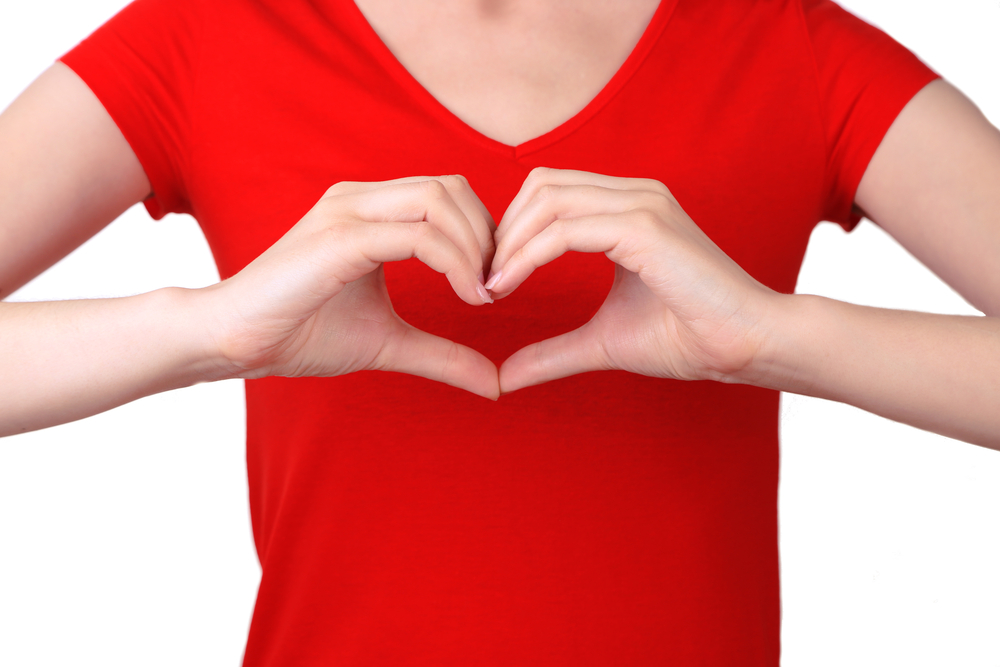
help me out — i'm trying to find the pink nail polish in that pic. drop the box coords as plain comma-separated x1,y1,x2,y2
484,270,502,291
476,283,494,304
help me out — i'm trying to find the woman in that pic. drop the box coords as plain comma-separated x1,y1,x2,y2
1,0,999,664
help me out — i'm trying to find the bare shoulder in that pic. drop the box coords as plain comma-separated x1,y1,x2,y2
855,79,1000,316
0,62,150,299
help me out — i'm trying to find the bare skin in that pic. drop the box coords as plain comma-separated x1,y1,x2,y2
352,0,661,146
1,0,1000,447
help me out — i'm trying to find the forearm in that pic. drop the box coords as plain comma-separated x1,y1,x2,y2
742,294,1000,448
0,288,231,436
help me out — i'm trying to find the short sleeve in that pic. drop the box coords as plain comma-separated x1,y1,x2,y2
802,0,939,230
60,0,204,220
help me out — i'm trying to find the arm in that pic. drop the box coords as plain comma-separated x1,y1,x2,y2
745,79,1000,446
0,63,152,298
1,64,498,436
487,81,1000,449
0,63,214,435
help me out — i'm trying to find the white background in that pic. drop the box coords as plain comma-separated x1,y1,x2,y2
1,1,998,665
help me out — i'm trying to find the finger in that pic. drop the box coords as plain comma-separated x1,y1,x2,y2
492,183,646,275
353,179,492,282
489,212,652,298
327,176,495,278
495,167,668,250
436,175,496,277
326,221,493,305
378,319,500,399
323,175,466,196
498,321,609,393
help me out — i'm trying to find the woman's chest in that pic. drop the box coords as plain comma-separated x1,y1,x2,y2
187,0,825,358
350,0,661,147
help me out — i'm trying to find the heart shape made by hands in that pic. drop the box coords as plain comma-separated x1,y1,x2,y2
382,248,615,393
309,170,766,399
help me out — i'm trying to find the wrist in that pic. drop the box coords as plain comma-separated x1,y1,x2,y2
724,291,823,392
162,284,248,383
189,279,291,381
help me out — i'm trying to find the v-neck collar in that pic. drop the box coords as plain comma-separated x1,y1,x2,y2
345,0,679,160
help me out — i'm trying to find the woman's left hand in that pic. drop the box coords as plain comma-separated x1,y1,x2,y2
486,167,780,392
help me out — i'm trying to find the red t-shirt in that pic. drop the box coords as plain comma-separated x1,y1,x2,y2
62,1,936,664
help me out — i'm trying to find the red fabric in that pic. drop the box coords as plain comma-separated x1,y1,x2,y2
61,1,937,664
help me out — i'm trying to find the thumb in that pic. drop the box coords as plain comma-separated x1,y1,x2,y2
499,321,609,393
377,320,500,399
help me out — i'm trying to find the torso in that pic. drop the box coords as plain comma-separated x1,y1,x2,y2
352,0,661,146
62,1,937,661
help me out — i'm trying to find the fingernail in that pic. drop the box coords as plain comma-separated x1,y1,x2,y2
478,270,485,284
484,270,502,291
476,283,494,304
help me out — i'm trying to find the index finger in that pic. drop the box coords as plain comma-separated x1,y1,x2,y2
496,167,668,245
328,175,496,277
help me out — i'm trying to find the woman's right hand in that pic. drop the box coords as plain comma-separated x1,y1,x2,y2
202,176,500,399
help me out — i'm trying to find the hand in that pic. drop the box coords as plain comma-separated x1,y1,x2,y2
202,176,501,399
486,168,779,392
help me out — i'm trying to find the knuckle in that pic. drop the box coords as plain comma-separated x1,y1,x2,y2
547,217,571,236
412,220,438,245
441,173,470,189
527,166,552,183
322,220,352,247
419,179,449,201
642,178,672,197
632,208,664,235
311,196,342,220
536,183,561,202
323,181,351,197
637,190,669,211
443,340,463,372
511,243,539,271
